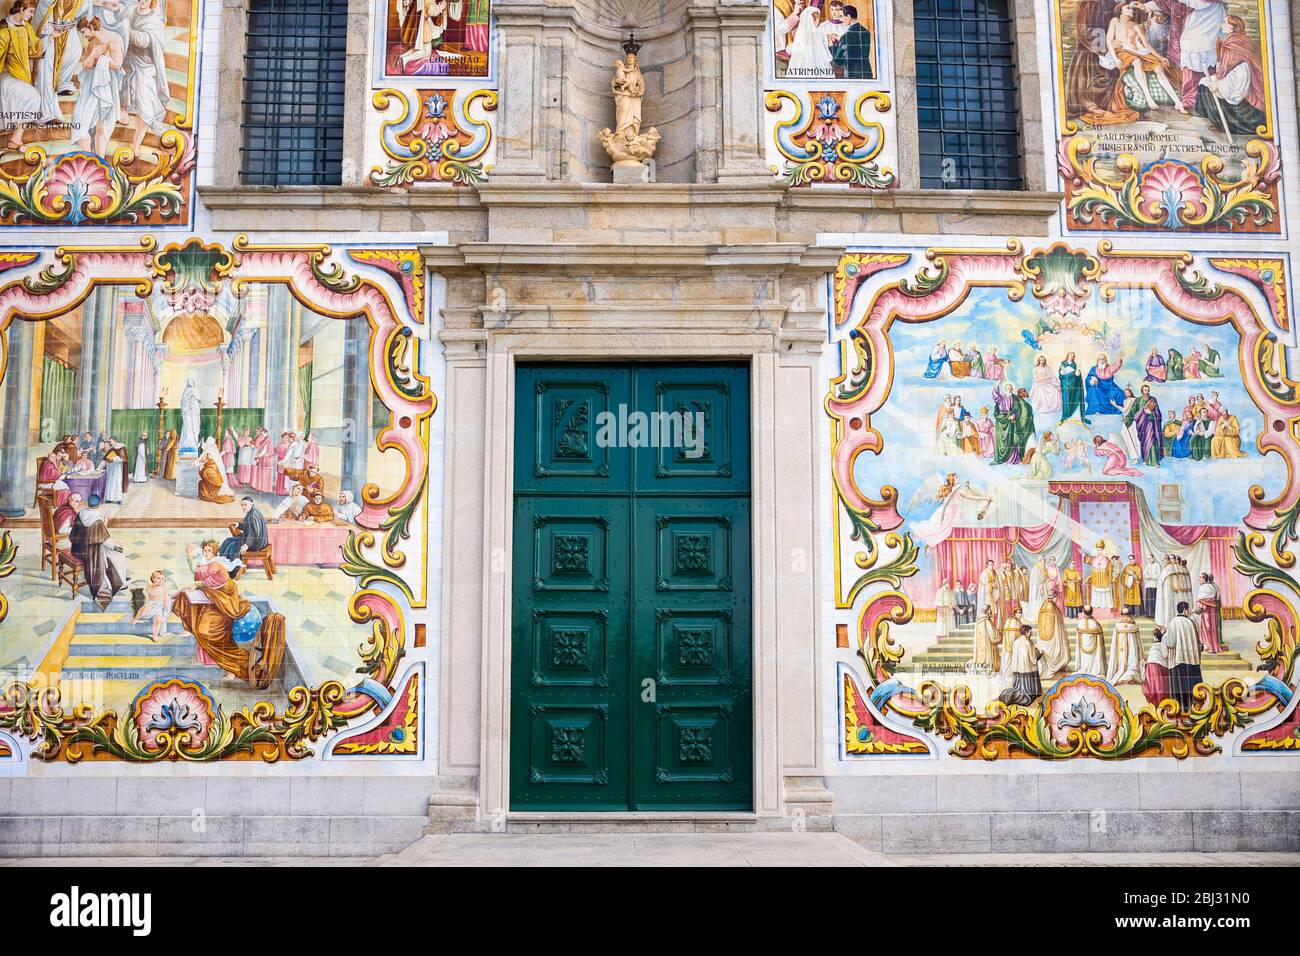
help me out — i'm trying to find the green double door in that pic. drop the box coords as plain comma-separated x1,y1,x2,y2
511,364,752,810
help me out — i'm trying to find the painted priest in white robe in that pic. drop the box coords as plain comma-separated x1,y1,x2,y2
1076,607,1107,676
1107,614,1143,684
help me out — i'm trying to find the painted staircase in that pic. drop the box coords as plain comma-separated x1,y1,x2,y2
909,621,1255,675
56,598,228,700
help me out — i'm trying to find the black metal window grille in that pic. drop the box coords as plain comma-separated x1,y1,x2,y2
914,0,1023,190
240,0,348,185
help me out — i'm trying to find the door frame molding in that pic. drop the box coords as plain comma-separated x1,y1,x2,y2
432,243,839,821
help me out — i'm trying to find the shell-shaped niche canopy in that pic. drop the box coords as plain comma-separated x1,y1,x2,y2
578,0,691,30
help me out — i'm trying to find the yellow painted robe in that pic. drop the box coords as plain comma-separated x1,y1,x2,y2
1120,562,1143,606
1063,567,1084,608
0,19,41,85
198,457,234,504
1211,415,1246,459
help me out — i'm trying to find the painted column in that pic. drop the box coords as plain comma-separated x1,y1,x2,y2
92,288,118,437
75,289,100,434
246,328,261,407
341,315,371,496
262,287,297,437
0,319,35,517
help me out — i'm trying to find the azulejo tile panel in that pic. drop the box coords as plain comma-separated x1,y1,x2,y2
765,0,895,188
0,235,431,762
1051,0,1283,234
0,0,200,228
830,241,1299,760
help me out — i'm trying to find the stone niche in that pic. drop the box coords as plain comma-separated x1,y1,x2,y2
494,0,770,184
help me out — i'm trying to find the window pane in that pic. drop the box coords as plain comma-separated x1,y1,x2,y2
240,0,348,186
914,0,1024,190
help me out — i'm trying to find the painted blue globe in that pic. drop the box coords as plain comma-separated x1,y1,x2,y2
232,604,262,645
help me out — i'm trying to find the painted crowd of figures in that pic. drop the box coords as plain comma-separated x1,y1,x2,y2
934,550,1225,710
926,339,1245,479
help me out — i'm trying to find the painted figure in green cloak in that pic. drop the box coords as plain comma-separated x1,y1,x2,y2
1057,351,1091,426
1166,348,1185,382
993,382,1036,465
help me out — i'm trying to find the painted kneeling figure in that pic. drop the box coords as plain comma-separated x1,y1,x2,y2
998,624,1043,705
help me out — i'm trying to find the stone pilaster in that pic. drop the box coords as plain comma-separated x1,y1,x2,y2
489,2,565,181
892,0,921,190
211,0,249,187
689,1,773,184
340,0,370,186
1010,0,1047,191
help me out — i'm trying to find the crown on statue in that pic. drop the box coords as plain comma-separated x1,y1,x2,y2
622,31,641,56
1094,540,1106,550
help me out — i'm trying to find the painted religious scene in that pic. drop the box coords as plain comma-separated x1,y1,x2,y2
1054,0,1281,233
380,0,491,78
0,0,198,227
830,244,1299,759
0,240,431,761
772,0,877,81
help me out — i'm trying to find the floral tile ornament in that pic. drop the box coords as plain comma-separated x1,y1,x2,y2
370,87,497,187
766,89,895,188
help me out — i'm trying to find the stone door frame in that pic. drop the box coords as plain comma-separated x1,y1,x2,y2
432,242,839,822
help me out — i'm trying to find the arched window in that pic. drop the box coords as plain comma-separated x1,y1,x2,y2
241,0,348,185
914,0,1023,190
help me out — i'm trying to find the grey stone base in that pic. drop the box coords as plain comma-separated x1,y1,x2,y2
1,775,437,858
829,771,1300,854
0,814,428,857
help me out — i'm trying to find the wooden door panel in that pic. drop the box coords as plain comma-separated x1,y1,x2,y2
511,496,630,809
513,364,751,811
514,366,632,494
633,497,752,809
633,366,749,494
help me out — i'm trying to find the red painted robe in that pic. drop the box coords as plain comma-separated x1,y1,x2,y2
38,456,69,506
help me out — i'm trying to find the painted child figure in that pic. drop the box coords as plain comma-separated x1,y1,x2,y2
132,569,170,642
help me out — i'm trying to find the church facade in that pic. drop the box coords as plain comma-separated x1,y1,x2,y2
0,0,1298,855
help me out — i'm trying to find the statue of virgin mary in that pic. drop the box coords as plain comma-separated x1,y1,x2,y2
179,378,201,452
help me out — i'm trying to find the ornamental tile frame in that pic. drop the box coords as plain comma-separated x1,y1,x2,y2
764,0,900,188
827,240,1300,761
0,235,433,763
364,0,499,186
0,0,201,229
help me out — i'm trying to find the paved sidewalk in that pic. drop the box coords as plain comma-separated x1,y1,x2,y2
4,835,1297,866
375,832,890,866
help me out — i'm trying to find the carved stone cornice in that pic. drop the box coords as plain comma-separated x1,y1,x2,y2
423,241,843,275
198,182,1062,237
